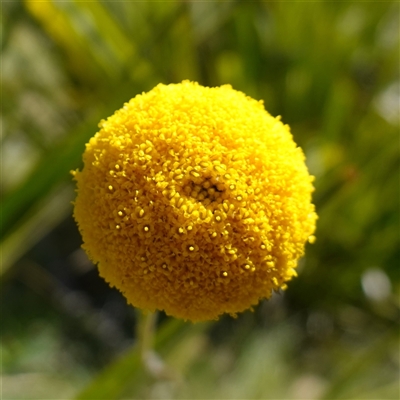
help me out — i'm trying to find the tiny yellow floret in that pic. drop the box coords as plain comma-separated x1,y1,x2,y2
72,81,317,322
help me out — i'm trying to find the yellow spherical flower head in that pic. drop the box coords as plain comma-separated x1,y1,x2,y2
72,81,317,322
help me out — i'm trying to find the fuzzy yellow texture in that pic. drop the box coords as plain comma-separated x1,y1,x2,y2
72,81,317,322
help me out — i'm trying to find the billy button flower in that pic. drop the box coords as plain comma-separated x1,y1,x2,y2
72,81,317,322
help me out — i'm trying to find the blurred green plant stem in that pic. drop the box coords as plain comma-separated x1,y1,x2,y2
137,311,181,381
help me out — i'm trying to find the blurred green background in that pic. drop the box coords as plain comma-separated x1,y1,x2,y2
1,1,399,399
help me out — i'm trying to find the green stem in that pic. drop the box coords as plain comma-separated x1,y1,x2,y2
137,310,158,362
136,310,180,381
